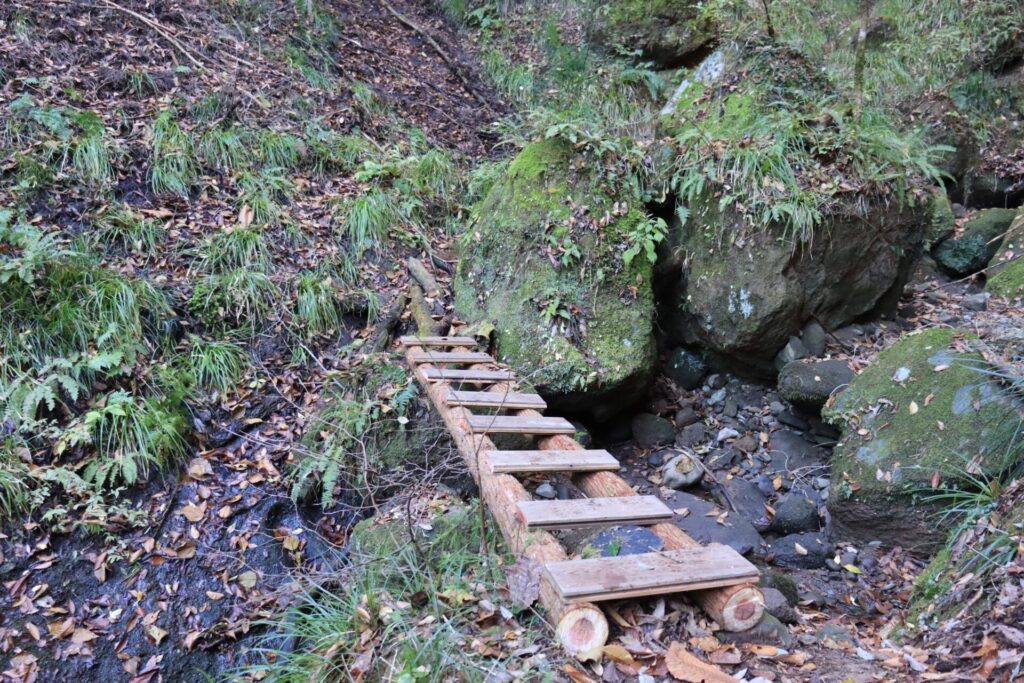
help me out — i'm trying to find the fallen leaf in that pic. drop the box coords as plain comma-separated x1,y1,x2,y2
665,642,739,683
72,627,99,643
795,542,808,556
908,401,918,415
602,644,634,663
237,570,258,589
505,558,541,609
146,625,168,646
179,501,206,523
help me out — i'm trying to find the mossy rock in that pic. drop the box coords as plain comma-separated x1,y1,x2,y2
349,503,480,565
823,328,1020,552
586,0,716,68
926,190,956,249
454,138,656,417
986,210,1024,298
933,208,1017,276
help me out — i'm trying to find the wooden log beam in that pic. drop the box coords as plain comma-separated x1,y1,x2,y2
536,431,765,632
404,343,609,658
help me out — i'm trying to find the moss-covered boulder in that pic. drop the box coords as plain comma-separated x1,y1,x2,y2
587,0,716,68
926,190,956,249
987,210,1024,298
454,139,656,417
933,208,1017,276
823,328,1020,552
350,502,480,564
658,44,930,368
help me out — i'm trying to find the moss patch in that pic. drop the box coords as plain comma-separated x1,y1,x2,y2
454,138,656,413
588,0,716,67
934,207,1017,276
986,210,1024,298
825,328,1019,497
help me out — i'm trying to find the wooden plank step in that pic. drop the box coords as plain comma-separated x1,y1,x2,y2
544,546,760,601
467,415,575,435
421,368,516,382
446,389,547,410
400,336,478,347
485,449,620,474
409,350,494,364
516,496,673,530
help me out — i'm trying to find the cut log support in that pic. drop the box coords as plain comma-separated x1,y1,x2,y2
404,343,609,658
400,336,478,347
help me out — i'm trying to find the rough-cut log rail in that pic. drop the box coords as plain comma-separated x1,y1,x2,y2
403,336,762,662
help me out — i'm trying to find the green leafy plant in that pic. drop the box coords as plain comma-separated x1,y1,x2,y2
150,110,198,196
622,216,667,266
70,111,116,185
255,129,305,169
198,124,252,173
0,443,31,519
58,390,188,488
195,226,272,274
92,203,160,255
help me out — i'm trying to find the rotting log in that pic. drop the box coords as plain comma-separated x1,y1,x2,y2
535,431,765,632
404,343,609,658
408,256,441,297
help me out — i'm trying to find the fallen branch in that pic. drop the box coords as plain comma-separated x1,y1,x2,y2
408,257,441,298
379,0,494,111
97,0,206,69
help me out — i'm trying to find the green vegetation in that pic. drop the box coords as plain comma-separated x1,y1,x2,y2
294,269,347,337
194,225,272,274
150,110,199,196
180,335,248,393
189,268,280,333
91,203,161,255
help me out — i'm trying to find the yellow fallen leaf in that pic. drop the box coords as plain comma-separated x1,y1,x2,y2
665,642,739,683
238,570,258,589
844,564,863,575
601,644,633,663
72,627,98,643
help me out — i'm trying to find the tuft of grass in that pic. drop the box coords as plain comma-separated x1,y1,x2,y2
189,92,234,124
183,335,247,393
295,269,346,337
150,111,199,197
92,203,161,255
123,68,160,97
188,269,280,332
198,124,252,173
0,443,32,519
70,111,116,186
336,188,399,255
195,226,272,274
237,168,294,226
254,129,304,169
305,127,369,177
59,390,188,489
350,81,388,118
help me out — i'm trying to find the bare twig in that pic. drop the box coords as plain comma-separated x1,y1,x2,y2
96,0,206,69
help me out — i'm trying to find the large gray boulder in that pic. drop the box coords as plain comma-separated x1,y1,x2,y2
587,0,716,68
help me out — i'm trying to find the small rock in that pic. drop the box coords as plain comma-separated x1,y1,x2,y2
661,451,704,489
583,525,663,557
825,558,842,571
762,587,799,624
716,478,770,531
775,336,808,370
891,366,911,382
662,489,765,555
632,413,675,448
707,388,728,406
772,490,820,534
675,406,699,427
535,483,557,499
716,427,740,442
556,482,571,500
962,292,989,311
734,434,758,453
723,397,739,417
718,613,794,647
815,623,858,649
777,410,811,431
769,401,786,415
771,531,833,569
677,422,707,447
840,549,858,566
813,476,830,490
646,452,665,468
754,474,776,497
705,448,739,470
801,321,827,357
666,347,707,390
778,359,855,409
760,571,799,606
708,373,728,389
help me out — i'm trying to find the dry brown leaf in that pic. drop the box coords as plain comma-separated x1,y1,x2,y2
179,501,206,523
72,627,99,643
602,644,634,663
665,642,738,683
505,558,541,609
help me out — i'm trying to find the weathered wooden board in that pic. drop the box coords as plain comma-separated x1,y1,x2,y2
467,415,575,435
408,350,494,364
484,450,620,474
421,368,517,382
517,496,673,530
544,546,759,601
400,336,478,347
447,390,547,410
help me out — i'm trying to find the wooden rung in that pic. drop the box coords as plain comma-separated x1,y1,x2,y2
409,350,494,364
485,450,620,474
401,336,478,347
421,368,516,382
447,390,547,410
466,415,575,435
544,546,760,601
516,496,673,530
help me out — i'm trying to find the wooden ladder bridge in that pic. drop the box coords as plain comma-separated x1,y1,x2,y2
402,336,764,657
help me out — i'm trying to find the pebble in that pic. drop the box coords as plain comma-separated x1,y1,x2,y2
813,476,830,490
734,434,758,452
535,483,557,499
708,388,728,406
769,401,786,415
891,366,911,382
717,427,740,442
556,482,571,500
962,292,989,311
646,452,664,468
754,474,775,497
777,410,810,431
723,397,739,417
675,406,699,427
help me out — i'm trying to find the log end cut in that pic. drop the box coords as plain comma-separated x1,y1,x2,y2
555,604,610,660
